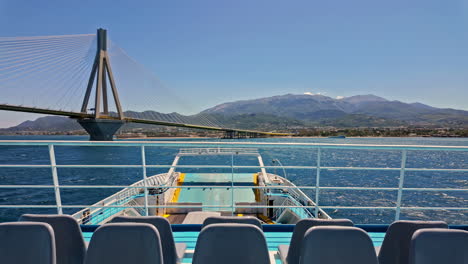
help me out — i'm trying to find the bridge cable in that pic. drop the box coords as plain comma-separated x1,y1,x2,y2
107,41,228,129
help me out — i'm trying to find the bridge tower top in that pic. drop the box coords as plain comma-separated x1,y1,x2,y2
80,28,124,119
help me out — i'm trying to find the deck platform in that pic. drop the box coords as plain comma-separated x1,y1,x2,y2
176,173,257,211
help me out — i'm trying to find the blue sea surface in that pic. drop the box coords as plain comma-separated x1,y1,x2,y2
0,135,466,224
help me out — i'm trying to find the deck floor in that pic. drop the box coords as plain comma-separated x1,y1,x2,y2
166,214,187,224
166,212,259,224
176,173,257,211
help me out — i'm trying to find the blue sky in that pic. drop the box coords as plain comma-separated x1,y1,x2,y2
0,0,467,127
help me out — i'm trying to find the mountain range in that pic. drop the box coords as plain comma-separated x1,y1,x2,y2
203,94,468,127
1,94,467,132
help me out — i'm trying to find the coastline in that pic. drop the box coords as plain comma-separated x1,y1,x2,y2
0,134,466,139
117,136,211,140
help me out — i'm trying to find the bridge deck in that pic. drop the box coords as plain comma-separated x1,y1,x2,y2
0,103,291,136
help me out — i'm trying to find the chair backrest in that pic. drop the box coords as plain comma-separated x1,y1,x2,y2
410,228,468,264
287,218,354,264
378,220,448,264
202,216,263,229
0,222,56,264
192,223,270,264
300,226,378,264
84,223,163,264
110,216,178,264
19,214,86,264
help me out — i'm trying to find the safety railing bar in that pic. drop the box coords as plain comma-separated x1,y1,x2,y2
319,206,468,210
313,187,468,192
0,185,466,192
1,140,467,151
0,165,52,168
400,207,468,211
179,147,258,152
0,185,399,189
401,188,468,192
1,164,466,172
1,204,467,211
0,205,69,208
0,205,296,209
71,165,468,172
0,205,404,209
0,185,58,188
404,168,468,172
52,165,143,168
141,146,149,216
315,148,321,217
316,206,396,210
395,149,407,221
48,144,62,215
178,153,260,156
231,154,234,215
401,206,468,211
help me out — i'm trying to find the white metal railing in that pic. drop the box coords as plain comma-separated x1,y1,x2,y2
72,172,175,223
0,140,467,224
274,198,315,220
178,147,259,155
266,173,331,219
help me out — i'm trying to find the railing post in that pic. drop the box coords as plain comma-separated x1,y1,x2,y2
231,154,234,215
141,146,149,216
48,145,63,214
395,149,407,221
315,148,321,218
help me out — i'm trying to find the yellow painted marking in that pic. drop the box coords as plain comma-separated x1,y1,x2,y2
237,214,244,217
258,214,275,224
171,173,186,203
163,214,170,218
253,173,260,202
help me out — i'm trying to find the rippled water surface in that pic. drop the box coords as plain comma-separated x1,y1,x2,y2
0,135,466,224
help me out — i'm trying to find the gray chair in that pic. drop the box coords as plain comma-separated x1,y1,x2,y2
84,223,163,264
202,216,263,229
0,222,56,264
19,214,86,264
378,220,448,264
300,226,378,264
278,218,354,264
110,216,186,263
410,228,468,264
192,223,270,264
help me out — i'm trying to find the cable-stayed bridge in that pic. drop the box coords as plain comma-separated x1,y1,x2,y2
0,29,290,140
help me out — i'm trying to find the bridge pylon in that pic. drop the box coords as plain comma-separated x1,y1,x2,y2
78,28,125,141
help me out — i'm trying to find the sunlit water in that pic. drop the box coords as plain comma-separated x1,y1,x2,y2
0,135,466,224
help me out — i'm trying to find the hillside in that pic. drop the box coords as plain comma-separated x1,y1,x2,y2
202,94,468,127
1,93,467,133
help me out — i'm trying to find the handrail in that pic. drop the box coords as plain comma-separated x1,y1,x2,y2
0,140,467,151
0,140,466,224
178,148,259,155
71,172,178,223
0,164,467,172
266,173,330,219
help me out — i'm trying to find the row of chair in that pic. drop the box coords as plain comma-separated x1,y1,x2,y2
0,214,182,264
276,218,468,264
0,214,466,264
2,214,258,264
0,215,265,264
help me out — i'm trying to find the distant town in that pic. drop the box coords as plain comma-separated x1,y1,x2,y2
1,125,466,138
